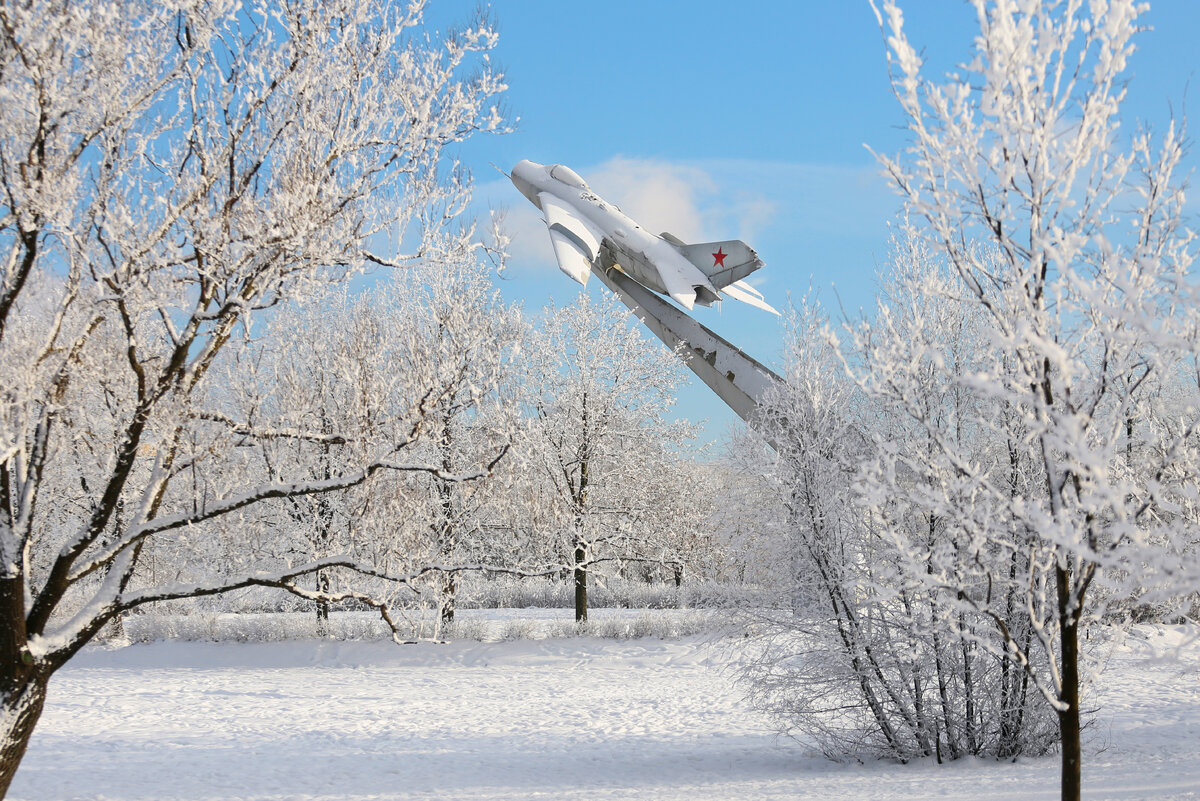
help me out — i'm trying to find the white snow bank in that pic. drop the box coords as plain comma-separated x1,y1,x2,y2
111,607,730,644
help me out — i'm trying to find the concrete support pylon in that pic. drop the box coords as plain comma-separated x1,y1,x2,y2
588,260,781,443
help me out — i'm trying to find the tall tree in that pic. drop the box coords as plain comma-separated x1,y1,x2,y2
868,2,1200,797
521,293,693,622
0,0,506,793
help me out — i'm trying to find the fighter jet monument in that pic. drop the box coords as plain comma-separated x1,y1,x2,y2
511,160,782,430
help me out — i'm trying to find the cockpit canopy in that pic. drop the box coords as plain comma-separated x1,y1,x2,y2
550,164,588,188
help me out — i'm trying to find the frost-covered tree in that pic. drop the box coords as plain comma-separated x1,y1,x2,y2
521,293,695,622
747,291,1058,762
706,431,790,589
0,0,506,793
206,255,521,629
356,259,522,627
867,2,1200,797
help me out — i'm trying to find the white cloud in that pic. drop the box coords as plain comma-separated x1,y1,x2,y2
585,156,718,243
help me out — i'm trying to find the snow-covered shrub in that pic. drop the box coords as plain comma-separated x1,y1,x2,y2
498,618,540,641
744,292,1058,762
451,574,774,611
440,617,492,642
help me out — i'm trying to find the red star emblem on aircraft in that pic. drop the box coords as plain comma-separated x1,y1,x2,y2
712,247,728,268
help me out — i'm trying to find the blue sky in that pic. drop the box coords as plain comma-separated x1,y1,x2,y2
445,0,1200,447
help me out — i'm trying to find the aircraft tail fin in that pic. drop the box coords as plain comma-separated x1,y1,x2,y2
670,239,764,289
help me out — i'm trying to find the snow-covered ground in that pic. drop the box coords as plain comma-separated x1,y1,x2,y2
8,615,1200,801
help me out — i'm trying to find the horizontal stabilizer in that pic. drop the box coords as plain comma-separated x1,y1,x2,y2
722,279,780,316
673,239,763,290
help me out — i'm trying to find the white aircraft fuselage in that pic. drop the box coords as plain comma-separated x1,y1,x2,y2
511,160,776,314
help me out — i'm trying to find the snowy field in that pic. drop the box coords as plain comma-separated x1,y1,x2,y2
8,614,1200,801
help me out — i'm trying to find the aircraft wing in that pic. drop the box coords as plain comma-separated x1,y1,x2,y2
539,192,604,286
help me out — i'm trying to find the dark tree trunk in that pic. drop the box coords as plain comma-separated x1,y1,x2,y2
434,403,458,629
315,569,331,639
439,573,457,625
314,432,334,630
1057,564,1082,801
0,676,47,798
316,569,330,625
572,391,590,625
573,542,587,623
0,572,46,798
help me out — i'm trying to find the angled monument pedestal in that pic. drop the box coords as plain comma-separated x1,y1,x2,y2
588,261,781,435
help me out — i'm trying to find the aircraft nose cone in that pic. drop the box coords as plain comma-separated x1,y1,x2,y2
511,160,543,208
